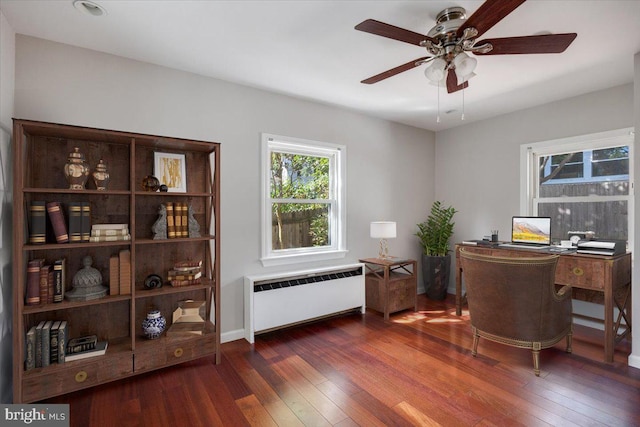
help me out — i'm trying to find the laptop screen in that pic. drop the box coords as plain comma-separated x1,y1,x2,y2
511,216,551,245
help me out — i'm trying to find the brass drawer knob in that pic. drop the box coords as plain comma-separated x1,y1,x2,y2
174,348,184,358
572,267,584,276
75,371,88,383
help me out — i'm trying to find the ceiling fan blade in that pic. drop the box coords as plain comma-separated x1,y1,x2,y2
474,33,577,55
457,0,526,39
355,19,435,46
446,69,469,93
361,57,429,84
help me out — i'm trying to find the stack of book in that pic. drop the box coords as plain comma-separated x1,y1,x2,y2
168,260,202,287
89,224,131,242
65,335,108,362
28,201,92,244
25,258,66,306
25,320,68,369
28,201,68,244
108,249,131,295
577,240,626,256
166,202,190,239
68,201,91,243
25,325,109,370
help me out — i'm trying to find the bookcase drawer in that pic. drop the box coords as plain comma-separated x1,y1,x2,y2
166,334,216,362
21,354,132,402
134,334,216,372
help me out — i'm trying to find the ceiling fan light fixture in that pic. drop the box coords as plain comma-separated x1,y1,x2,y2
424,57,447,83
456,71,476,85
452,52,477,78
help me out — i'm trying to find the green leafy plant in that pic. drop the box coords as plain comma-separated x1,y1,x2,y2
416,201,457,256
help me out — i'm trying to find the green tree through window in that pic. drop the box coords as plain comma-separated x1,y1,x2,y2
270,152,330,249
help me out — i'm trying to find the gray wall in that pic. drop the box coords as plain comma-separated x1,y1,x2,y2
435,83,637,367
12,35,435,343
0,10,15,404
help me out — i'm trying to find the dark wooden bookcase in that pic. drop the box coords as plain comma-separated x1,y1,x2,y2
12,119,221,403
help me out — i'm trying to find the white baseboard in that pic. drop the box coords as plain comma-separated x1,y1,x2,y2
221,329,245,344
628,353,640,369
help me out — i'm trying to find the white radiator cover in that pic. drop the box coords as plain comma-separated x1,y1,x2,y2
244,263,365,343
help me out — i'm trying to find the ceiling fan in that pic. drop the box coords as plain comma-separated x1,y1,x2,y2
355,0,577,93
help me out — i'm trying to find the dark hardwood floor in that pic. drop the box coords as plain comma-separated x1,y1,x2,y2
47,294,640,426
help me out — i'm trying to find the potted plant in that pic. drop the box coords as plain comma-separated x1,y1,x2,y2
416,201,457,300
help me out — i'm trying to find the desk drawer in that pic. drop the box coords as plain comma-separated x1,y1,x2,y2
556,257,606,290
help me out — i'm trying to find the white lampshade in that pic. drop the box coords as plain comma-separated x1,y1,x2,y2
452,52,477,83
424,58,447,83
370,221,397,239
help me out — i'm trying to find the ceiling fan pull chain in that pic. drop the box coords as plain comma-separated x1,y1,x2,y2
437,83,441,123
461,85,465,121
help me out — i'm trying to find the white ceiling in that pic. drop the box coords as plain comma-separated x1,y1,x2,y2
2,0,640,132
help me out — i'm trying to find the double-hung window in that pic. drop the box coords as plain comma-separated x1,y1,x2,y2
521,128,634,244
261,133,347,266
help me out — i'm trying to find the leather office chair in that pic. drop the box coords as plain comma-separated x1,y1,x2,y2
459,248,573,376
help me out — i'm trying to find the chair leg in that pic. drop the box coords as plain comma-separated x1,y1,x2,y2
566,330,573,354
532,350,541,376
532,342,541,376
471,326,479,357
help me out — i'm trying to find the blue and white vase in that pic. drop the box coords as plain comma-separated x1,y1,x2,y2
142,309,166,339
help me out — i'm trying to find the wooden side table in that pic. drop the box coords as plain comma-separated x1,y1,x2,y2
359,258,418,320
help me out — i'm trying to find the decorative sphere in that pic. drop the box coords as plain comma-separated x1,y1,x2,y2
142,175,160,192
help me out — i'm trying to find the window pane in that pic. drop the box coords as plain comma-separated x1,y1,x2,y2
592,147,628,161
592,158,629,177
272,203,330,249
539,180,629,197
540,152,584,181
537,201,627,241
270,152,329,199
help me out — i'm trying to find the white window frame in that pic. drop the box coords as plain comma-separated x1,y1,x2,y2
260,133,347,267
520,128,634,244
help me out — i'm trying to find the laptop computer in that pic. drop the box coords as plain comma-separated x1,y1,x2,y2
499,216,552,250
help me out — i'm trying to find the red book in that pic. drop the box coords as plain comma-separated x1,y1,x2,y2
46,202,69,243
26,259,44,305
39,265,52,305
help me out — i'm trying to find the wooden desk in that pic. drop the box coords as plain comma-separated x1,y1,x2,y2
455,243,631,363
359,258,417,321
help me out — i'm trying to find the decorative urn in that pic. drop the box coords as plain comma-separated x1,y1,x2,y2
142,309,166,339
64,147,90,190
92,159,110,190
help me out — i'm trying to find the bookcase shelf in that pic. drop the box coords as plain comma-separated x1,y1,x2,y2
12,119,221,403
22,294,133,314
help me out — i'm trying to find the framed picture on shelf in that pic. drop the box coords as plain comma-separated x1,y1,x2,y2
154,152,187,192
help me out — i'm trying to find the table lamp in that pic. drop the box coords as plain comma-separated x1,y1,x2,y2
370,221,396,259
